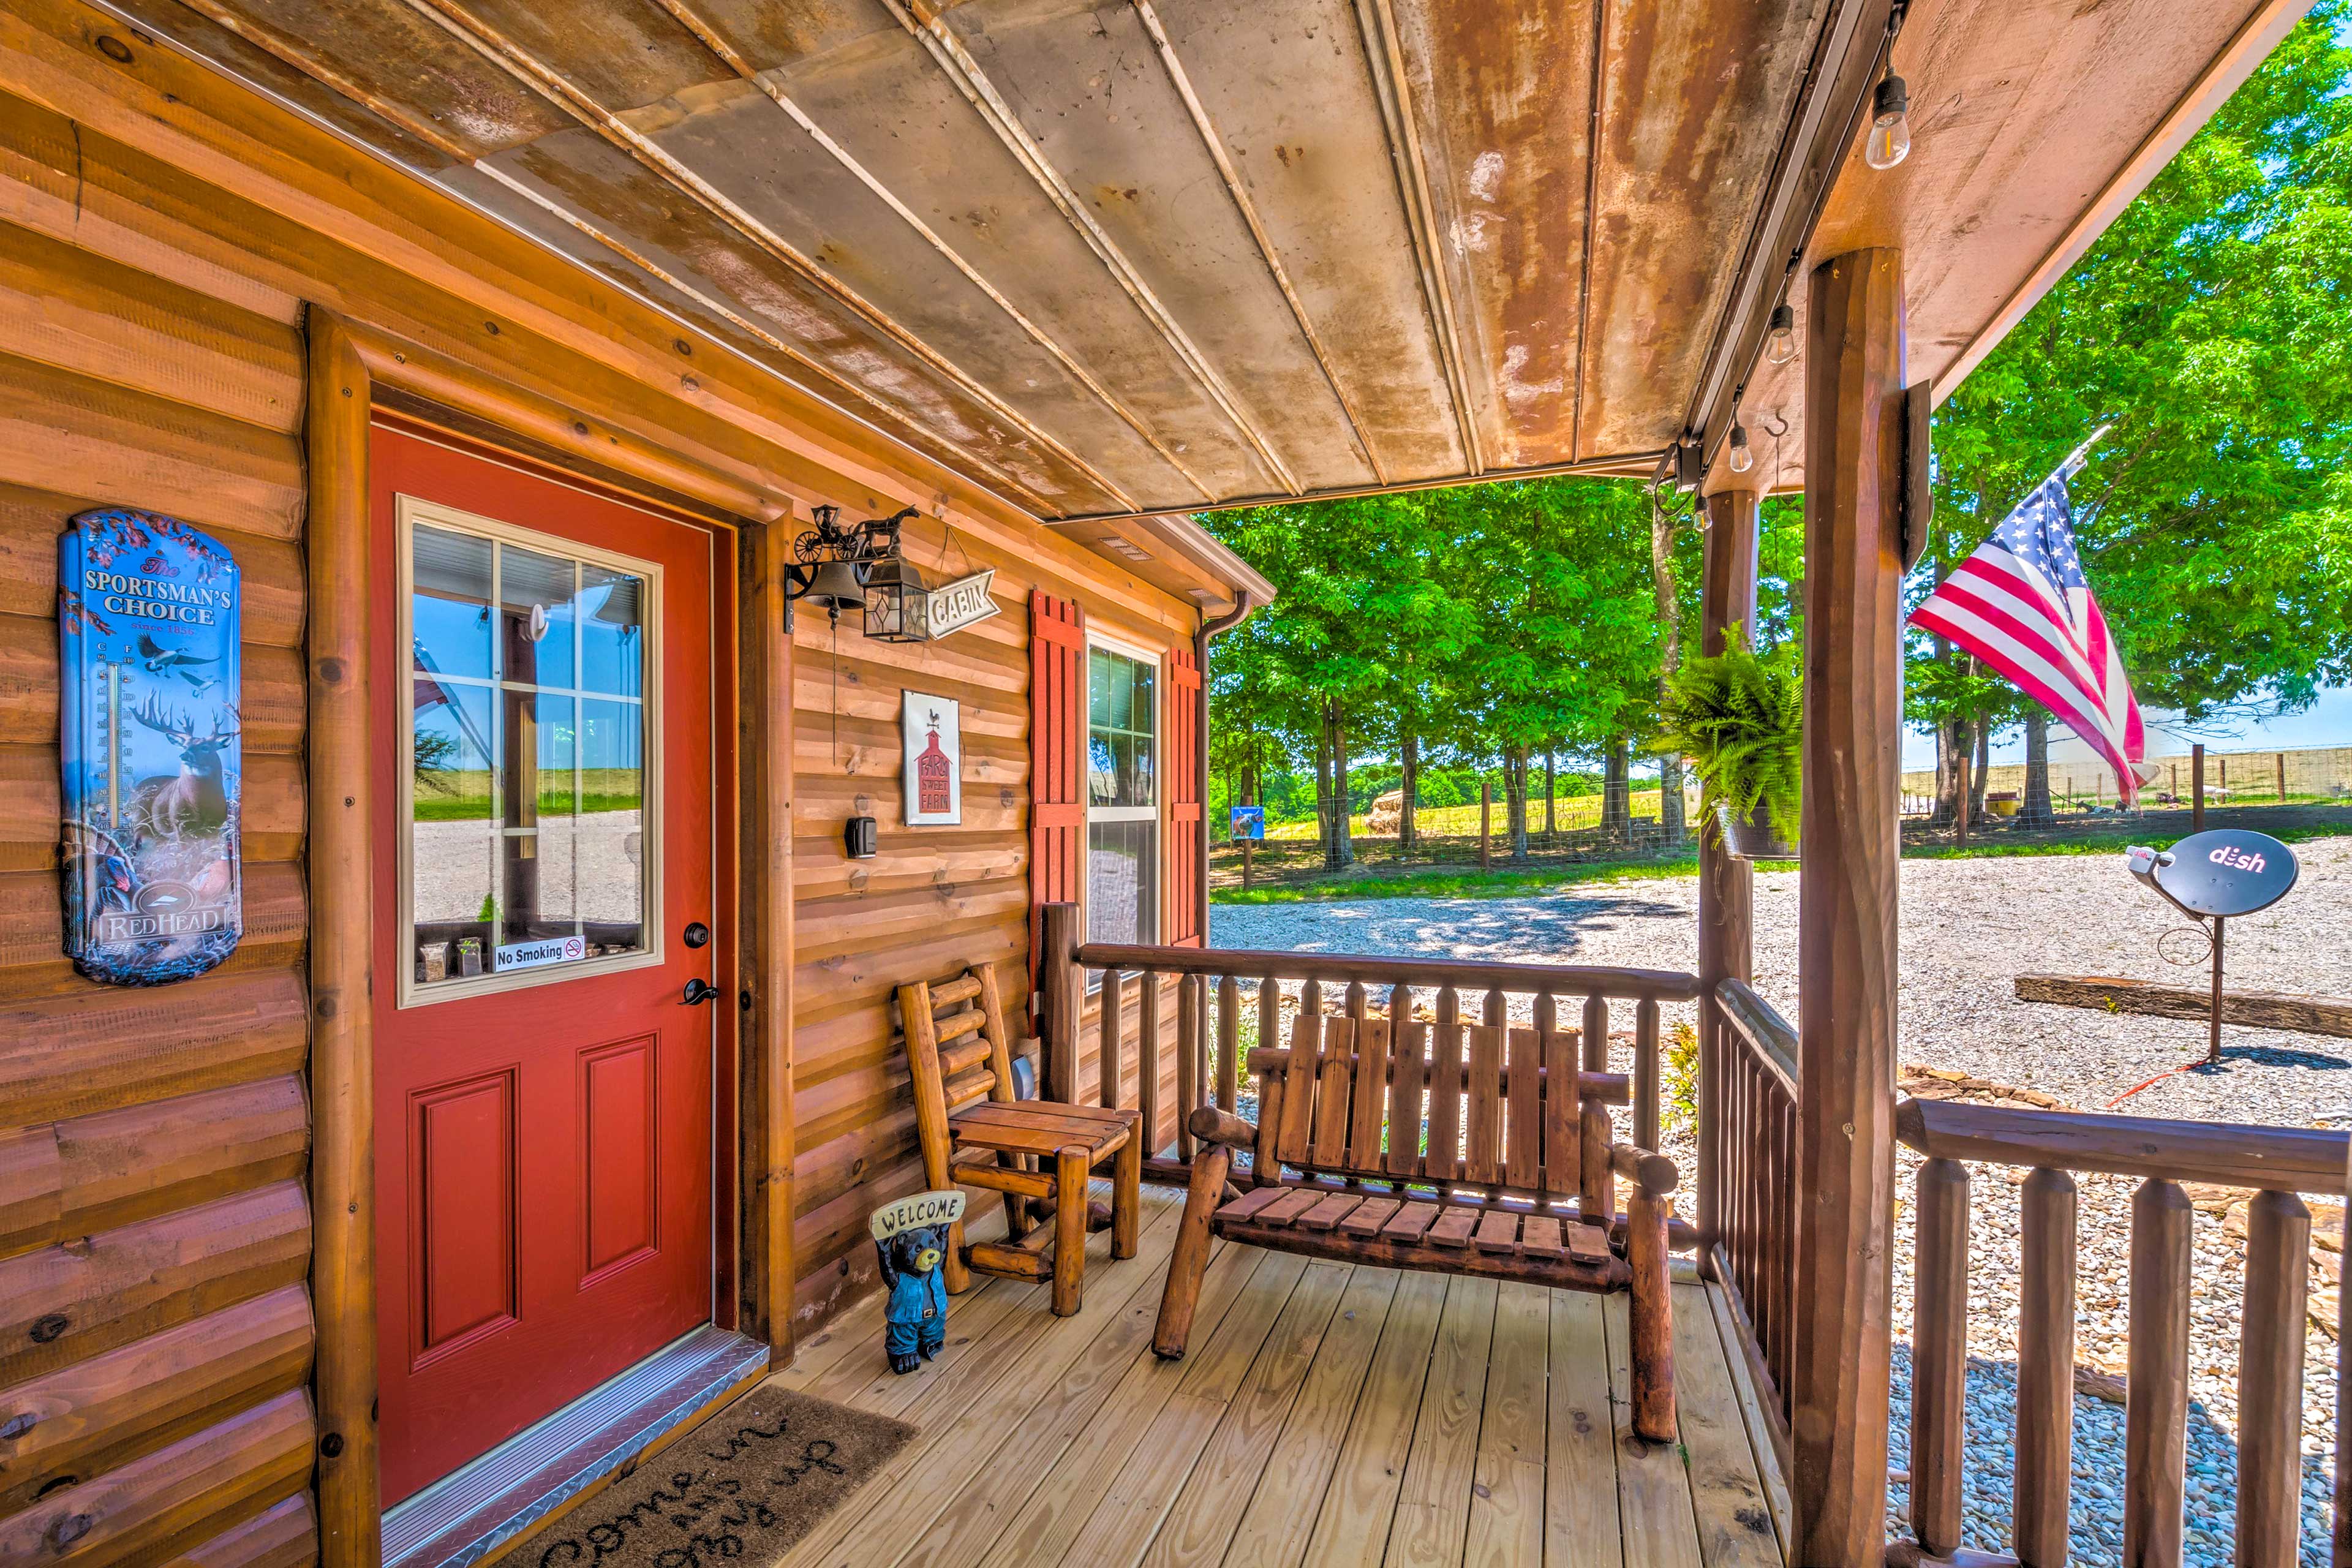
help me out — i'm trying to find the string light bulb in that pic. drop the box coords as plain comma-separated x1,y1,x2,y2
1865,69,1911,169
1765,303,1797,366
1727,420,1754,474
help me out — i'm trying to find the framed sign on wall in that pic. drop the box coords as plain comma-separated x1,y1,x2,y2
57,508,244,986
902,692,962,826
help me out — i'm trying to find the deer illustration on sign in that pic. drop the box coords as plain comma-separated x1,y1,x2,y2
901,690,961,826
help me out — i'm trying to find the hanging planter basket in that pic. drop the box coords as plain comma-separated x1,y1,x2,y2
1716,803,1799,862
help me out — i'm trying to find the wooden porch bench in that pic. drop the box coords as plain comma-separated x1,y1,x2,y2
1152,1009,1680,1441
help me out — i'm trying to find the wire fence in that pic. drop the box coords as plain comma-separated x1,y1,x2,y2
1215,743,2352,892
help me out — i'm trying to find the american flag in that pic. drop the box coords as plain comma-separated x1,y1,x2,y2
1909,466,2152,802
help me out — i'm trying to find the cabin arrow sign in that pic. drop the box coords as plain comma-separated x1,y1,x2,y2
922,568,1000,639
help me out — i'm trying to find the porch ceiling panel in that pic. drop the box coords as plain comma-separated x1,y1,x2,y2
1574,0,1830,460
1141,0,1473,486
729,3,1287,502
476,126,1141,514
935,0,1379,496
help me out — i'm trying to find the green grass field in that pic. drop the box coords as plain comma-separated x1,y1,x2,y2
1261,788,1680,840
411,767,644,821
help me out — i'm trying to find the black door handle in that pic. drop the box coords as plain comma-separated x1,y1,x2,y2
682,978,719,1006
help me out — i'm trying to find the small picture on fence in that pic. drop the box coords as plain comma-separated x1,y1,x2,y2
1230,805,1264,841
56,508,244,986
902,692,961,826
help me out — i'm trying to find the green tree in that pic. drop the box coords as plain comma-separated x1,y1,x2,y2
1921,6,2352,794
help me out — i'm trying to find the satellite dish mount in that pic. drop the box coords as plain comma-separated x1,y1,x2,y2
2124,830,2299,1065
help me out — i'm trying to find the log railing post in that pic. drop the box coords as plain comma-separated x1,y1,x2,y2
1039,902,1082,1106
2015,1168,2078,1567
1217,975,1240,1114
1792,244,1906,1566
1177,974,1204,1161
1099,967,1125,1111
1908,1159,1970,1562
2127,1177,2193,1566
2239,1189,2312,1568
1634,997,1662,1153
1139,970,1163,1155
1697,479,1761,1251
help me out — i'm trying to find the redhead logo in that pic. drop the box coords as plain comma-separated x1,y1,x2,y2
2209,844,2267,873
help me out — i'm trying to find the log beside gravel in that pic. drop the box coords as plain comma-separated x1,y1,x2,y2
2017,973,2352,1040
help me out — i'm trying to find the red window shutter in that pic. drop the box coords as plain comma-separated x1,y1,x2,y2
1030,591,1086,987
1166,644,1204,947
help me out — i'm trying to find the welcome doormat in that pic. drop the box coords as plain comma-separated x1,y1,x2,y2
526,1387,916,1567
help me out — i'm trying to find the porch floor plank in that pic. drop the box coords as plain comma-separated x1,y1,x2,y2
1379,1273,1499,1567
725,1193,1793,1568
1604,1292,1708,1568
1671,1284,1786,1568
772,1189,1191,1568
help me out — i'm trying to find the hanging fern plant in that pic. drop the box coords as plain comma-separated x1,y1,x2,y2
1652,635,1803,856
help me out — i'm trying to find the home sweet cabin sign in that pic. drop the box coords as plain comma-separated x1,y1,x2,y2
56,508,244,986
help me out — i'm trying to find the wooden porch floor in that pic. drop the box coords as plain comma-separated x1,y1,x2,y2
757,1185,1792,1568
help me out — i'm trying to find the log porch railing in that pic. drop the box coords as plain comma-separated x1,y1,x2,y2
1894,1097,2349,1568
1036,905,1695,1190
1709,976,1801,1469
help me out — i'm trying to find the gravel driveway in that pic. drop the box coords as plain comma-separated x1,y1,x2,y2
1212,836,2352,1565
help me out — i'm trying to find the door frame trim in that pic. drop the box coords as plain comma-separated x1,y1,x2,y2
307,310,797,1568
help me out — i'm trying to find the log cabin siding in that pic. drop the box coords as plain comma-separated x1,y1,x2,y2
0,4,1216,1557
0,87,320,1558
786,516,1200,1332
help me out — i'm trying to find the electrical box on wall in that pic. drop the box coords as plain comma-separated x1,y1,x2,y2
844,815,878,859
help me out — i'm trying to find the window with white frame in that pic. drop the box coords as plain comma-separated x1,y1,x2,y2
1086,643,1157,948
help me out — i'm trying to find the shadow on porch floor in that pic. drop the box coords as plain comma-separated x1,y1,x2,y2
740,1183,1790,1568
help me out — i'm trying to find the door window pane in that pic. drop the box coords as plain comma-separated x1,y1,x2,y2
412,526,493,682
407,518,650,995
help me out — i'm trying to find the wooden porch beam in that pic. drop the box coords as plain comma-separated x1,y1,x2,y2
1792,246,1905,1567
1695,480,1761,1250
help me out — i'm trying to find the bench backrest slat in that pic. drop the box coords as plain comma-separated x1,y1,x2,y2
1426,1021,1464,1185
1506,1027,1543,1189
1542,1023,1582,1204
1311,1016,1355,1166
1386,1021,1428,1179
1463,1025,1504,1185
1350,1018,1391,1169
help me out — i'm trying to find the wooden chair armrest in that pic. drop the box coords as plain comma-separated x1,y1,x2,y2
1609,1142,1679,1199
1186,1105,1258,1151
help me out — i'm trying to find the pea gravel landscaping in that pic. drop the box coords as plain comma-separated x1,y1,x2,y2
1212,836,2352,1566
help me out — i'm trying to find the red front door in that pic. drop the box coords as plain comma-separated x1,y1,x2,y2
369,424,719,1505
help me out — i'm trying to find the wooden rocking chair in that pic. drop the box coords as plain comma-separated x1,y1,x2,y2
897,962,1142,1316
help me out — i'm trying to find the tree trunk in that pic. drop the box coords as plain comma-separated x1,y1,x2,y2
1399,731,1419,854
1313,715,1333,853
1970,720,1990,821
1505,746,1531,862
1651,495,1688,845
1931,714,1967,826
2021,709,2054,826
1602,738,1631,834
1327,703,1354,870
1544,748,1556,839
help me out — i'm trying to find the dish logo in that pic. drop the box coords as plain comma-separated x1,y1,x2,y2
2209,844,2268,873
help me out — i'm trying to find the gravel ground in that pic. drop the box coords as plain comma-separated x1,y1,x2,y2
1212,836,2352,1566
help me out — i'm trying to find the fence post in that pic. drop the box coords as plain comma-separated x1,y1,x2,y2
1697,478,1761,1254
1792,246,1904,1566
2278,752,2286,802
1038,902,1083,1104
2193,744,2206,831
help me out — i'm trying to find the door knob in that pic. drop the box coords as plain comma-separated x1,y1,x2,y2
683,921,710,949
683,978,719,1006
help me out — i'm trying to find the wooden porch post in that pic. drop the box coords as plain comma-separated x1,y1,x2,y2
1792,246,1905,1567
739,515,795,1354
1696,480,1760,1250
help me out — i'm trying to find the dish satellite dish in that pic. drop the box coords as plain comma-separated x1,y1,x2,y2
2124,829,2299,1064
2127,829,2299,918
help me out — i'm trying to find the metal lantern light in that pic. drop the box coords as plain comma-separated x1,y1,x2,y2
861,554,932,643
